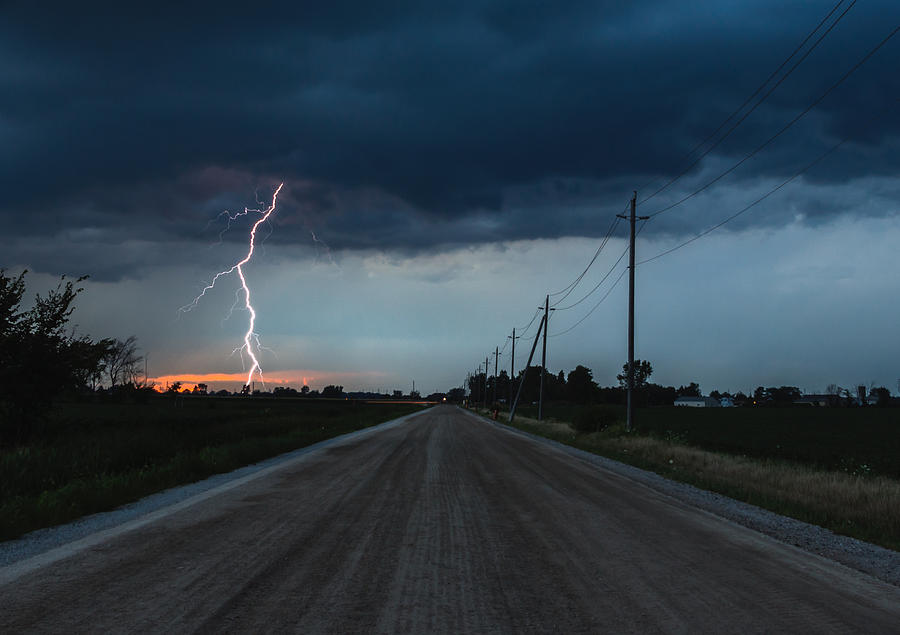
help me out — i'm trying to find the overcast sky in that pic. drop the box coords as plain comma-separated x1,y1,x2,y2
3,1,899,395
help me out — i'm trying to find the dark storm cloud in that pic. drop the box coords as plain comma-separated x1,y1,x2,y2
2,0,898,277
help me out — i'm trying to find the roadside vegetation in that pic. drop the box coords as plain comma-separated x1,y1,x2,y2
0,397,423,542
492,404,900,551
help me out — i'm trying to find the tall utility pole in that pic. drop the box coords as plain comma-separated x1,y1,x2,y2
538,295,551,421
617,192,648,432
508,328,516,405
484,356,489,410
493,346,499,405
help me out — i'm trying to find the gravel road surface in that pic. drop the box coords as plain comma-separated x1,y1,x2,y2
2,405,899,633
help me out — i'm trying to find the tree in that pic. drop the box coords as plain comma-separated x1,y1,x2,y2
768,386,801,404
644,383,677,406
1,270,107,444
104,336,142,387
617,360,652,389
567,365,598,404
69,337,115,391
871,387,891,408
446,387,466,403
321,385,344,398
677,383,701,398
487,370,511,403
468,372,487,404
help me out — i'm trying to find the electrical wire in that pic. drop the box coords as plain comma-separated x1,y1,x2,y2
638,135,851,266
639,0,853,205
517,307,543,337
553,243,629,311
548,206,626,303
549,268,629,339
647,22,900,219
554,220,649,311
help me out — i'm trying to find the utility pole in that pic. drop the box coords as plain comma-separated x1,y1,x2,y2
617,192,649,432
493,346,499,405
509,314,546,423
484,356,489,410
538,295,553,421
475,364,481,405
508,328,516,405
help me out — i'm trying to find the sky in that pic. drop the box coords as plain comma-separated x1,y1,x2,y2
2,1,899,396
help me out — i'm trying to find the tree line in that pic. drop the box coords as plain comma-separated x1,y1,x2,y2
467,360,701,407
466,360,895,409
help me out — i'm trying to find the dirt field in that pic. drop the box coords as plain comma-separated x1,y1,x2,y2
2,405,898,633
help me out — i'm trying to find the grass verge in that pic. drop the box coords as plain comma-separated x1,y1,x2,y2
490,408,900,552
1,397,424,542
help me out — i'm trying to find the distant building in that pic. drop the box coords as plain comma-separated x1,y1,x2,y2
674,396,720,407
719,396,735,407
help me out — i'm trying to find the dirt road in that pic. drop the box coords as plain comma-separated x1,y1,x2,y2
3,405,899,633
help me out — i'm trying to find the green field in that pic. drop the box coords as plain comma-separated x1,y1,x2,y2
635,406,900,479
0,396,424,542
514,404,900,479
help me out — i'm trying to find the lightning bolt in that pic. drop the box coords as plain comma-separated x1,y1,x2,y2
180,182,284,390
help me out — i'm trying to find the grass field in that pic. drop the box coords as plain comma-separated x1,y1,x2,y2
515,404,900,478
508,403,900,550
0,396,424,542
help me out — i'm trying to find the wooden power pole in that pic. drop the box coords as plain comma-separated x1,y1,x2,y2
617,192,648,432
508,328,515,406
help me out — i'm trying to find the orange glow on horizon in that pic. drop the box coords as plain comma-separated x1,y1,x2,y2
149,369,386,392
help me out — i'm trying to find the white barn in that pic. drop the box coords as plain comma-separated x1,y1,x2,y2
674,396,721,407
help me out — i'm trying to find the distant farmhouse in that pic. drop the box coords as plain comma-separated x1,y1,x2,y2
673,396,721,408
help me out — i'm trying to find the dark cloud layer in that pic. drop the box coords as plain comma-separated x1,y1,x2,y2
2,1,898,278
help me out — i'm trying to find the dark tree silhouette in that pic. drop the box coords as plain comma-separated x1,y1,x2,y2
566,365,599,404
678,382,702,398
321,385,344,398
104,336,142,388
0,270,108,444
617,360,653,389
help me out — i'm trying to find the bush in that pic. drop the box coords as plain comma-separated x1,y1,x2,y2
572,405,622,433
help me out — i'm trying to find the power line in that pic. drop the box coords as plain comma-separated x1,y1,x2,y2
647,22,899,219
640,0,854,205
553,243,628,311
637,136,851,266
517,307,542,336
548,207,625,303
554,221,649,311
549,268,628,339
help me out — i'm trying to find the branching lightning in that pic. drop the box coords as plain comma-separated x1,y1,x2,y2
180,183,284,390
